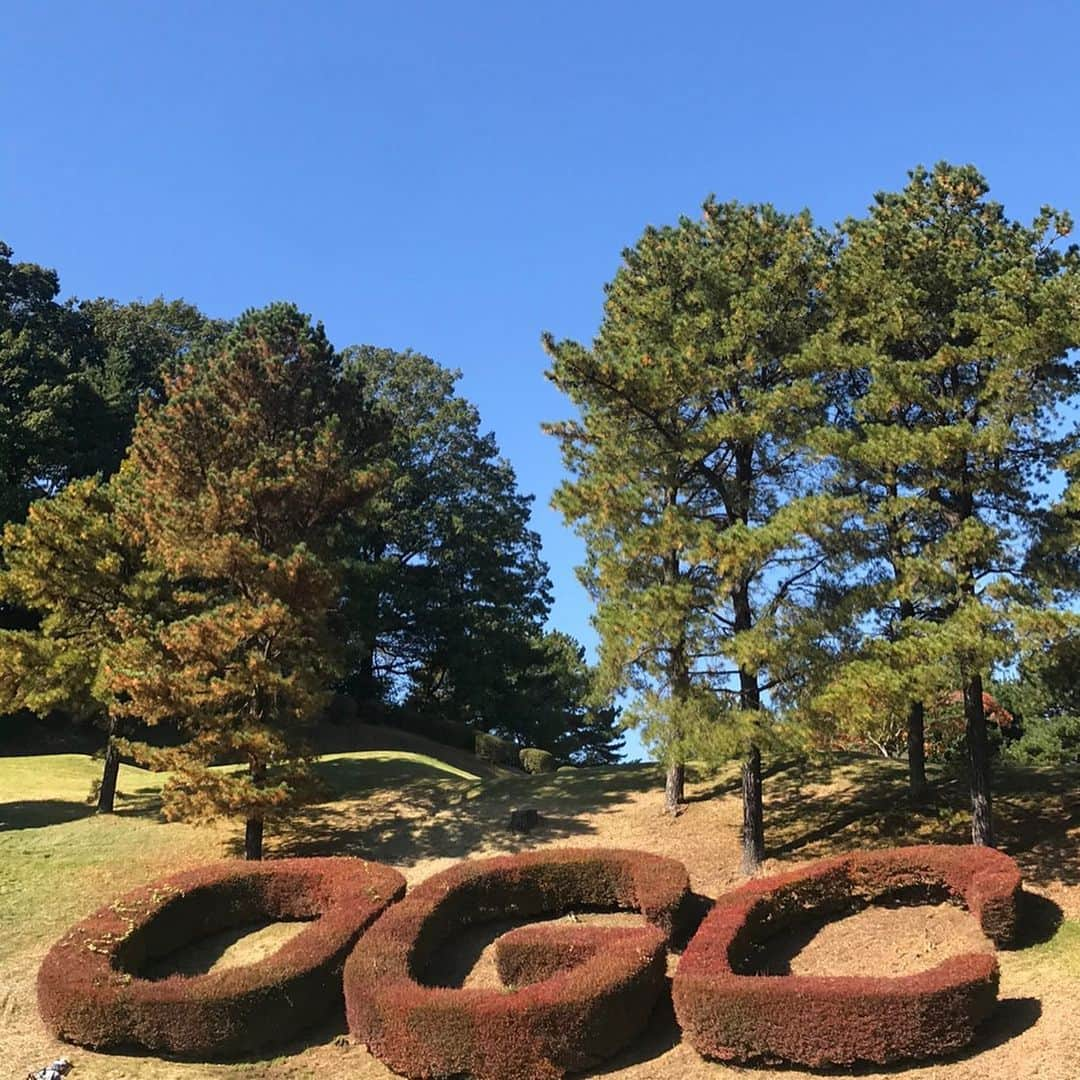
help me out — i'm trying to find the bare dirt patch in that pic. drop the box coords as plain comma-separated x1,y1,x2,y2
747,900,994,977
142,920,312,980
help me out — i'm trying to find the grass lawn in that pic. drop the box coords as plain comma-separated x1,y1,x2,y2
1,734,1078,1079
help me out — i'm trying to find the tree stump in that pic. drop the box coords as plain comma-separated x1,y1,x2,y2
509,807,540,833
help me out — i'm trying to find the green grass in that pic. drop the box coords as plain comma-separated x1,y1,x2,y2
0,747,480,964
1021,919,1080,979
313,750,479,790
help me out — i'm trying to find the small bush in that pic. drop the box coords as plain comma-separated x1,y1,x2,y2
474,730,520,767
38,857,405,1060
672,844,1021,1067
520,748,556,773
345,847,691,1079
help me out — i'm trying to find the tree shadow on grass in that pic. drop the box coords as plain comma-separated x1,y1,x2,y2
254,764,663,867
0,799,93,830
759,757,1080,891
994,767,1080,887
1011,890,1064,949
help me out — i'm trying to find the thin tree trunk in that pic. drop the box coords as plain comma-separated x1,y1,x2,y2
965,673,994,847
97,726,120,815
244,817,264,860
358,642,377,706
733,559,765,875
245,758,266,860
665,762,685,815
741,743,764,874
906,699,927,800
663,536,689,818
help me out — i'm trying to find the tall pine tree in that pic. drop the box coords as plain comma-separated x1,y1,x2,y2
546,200,829,871
803,164,1080,844
107,304,381,858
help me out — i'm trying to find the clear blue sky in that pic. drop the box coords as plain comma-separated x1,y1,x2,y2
5,1,1079,759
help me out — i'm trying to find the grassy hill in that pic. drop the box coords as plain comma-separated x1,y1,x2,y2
1,738,1077,1079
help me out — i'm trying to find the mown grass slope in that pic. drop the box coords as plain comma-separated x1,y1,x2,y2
1,736,1077,1079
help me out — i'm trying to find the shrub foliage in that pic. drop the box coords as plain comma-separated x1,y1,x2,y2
672,844,1021,1067
344,847,691,1079
520,747,556,774
37,857,406,1059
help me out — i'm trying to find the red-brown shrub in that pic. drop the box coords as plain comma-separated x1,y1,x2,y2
493,923,653,987
673,844,1021,1067
38,857,405,1060
344,847,690,1079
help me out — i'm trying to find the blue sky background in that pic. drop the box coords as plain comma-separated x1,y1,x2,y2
5,1,1079,759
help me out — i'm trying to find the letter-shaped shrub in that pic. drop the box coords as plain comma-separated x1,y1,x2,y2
345,847,691,1080
38,857,406,1059
673,844,1021,1067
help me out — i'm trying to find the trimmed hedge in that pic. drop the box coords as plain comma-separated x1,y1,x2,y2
344,847,691,1079
494,922,655,987
673,844,1021,1067
38,857,406,1060
520,748,556,774
474,730,521,767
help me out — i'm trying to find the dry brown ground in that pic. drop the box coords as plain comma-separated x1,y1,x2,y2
3,751,1078,1080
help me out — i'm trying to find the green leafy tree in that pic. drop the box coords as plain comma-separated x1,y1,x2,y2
339,348,556,735
107,304,382,859
0,246,223,529
0,475,161,811
546,200,829,871
0,242,103,523
79,296,229,468
802,164,1080,844
488,630,625,765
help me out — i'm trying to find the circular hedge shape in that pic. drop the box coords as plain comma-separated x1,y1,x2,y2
673,844,1022,1067
38,856,406,1060
344,847,691,1080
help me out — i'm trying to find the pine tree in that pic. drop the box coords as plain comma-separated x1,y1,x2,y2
107,304,381,859
0,475,160,811
546,201,829,871
803,164,1080,844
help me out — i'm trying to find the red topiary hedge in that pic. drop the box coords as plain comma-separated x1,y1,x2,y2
344,847,691,1079
38,857,405,1060
673,844,1022,1067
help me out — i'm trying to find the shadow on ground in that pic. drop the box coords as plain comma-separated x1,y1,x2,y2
757,756,1080,890
256,763,664,866
0,799,94,831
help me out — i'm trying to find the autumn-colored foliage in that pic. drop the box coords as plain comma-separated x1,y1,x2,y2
105,304,383,858
37,857,405,1059
672,844,1021,1066
344,848,691,1079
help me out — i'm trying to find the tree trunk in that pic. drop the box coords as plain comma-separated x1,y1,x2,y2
665,761,685,815
741,743,765,874
906,699,927,800
965,673,994,847
245,816,264,860
245,757,266,860
97,734,120,815
357,642,377,706
733,564,765,875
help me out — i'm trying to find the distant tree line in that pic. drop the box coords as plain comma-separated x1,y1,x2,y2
545,163,1080,869
0,247,622,857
